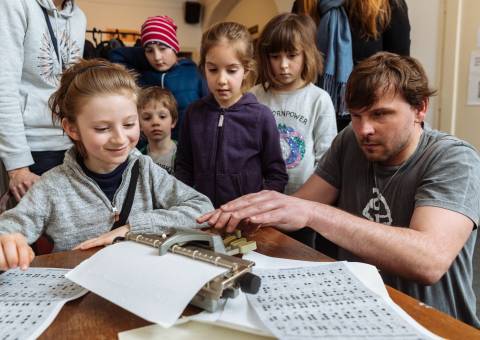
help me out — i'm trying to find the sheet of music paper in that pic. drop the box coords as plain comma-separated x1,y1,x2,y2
247,262,438,340
0,268,88,340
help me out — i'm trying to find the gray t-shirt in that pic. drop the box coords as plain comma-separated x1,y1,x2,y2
316,125,480,327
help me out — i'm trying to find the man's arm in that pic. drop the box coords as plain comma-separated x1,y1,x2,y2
306,203,473,285
198,173,338,234
296,164,473,284
201,173,473,285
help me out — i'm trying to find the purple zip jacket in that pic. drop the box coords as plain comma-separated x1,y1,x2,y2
175,93,288,208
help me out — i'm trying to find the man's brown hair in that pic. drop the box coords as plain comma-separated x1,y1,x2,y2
345,52,436,112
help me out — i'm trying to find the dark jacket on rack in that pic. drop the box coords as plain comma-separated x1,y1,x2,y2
175,93,288,208
108,47,208,140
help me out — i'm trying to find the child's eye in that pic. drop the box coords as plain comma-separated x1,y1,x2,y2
207,68,218,73
94,127,109,132
227,68,238,74
124,123,136,128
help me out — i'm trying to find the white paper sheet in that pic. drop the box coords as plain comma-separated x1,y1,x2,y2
66,241,227,327
189,252,382,336
190,291,272,336
249,262,441,340
244,252,389,298
0,267,88,340
189,252,388,336
189,252,386,335
190,252,441,339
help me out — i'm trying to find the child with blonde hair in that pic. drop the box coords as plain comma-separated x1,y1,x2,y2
138,87,178,174
175,22,288,208
0,59,213,271
251,13,337,195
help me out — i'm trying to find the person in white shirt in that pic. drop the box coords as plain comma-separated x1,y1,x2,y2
0,0,86,202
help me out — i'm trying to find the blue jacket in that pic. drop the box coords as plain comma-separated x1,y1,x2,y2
109,47,208,140
175,93,288,208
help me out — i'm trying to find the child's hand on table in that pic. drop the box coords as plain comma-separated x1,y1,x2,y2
73,225,130,250
0,233,34,270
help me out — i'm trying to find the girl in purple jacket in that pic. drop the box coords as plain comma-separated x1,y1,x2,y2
175,22,288,208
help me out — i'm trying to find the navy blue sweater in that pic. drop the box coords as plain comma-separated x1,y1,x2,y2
109,47,208,140
175,93,288,208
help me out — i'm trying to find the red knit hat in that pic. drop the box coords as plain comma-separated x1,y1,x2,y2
141,16,180,53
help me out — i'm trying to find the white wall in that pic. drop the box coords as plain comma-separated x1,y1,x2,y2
223,0,278,38
273,0,294,14
441,0,480,148
405,0,442,127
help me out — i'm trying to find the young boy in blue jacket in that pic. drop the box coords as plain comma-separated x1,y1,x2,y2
109,16,208,141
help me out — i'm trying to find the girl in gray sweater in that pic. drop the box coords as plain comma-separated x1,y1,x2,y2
0,60,213,271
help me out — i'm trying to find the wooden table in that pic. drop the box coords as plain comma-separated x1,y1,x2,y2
31,227,479,339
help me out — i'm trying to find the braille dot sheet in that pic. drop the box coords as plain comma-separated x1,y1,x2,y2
0,267,88,340
246,260,442,340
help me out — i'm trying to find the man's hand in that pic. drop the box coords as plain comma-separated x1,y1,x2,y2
73,226,130,250
8,167,40,201
0,233,35,271
197,190,314,233
197,209,261,234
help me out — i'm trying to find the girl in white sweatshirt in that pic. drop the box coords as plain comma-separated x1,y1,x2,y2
250,13,337,195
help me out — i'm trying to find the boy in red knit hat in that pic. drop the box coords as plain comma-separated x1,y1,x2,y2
109,15,207,141
141,16,180,72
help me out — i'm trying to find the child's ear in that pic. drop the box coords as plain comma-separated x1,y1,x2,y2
62,118,80,141
171,119,177,129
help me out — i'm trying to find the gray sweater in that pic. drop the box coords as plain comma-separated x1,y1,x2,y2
0,148,214,252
